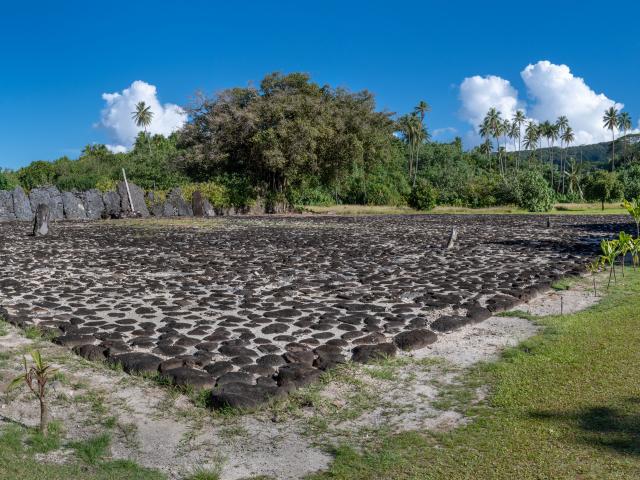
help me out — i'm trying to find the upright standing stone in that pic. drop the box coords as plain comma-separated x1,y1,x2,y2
116,181,149,217
192,191,205,217
166,188,193,217
82,189,105,220
61,191,87,220
0,191,16,221
102,191,121,218
29,186,64,220
33,204,50,236
12,186,33,221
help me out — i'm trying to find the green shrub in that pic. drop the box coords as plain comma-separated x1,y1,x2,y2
515,170,554,212
0,170,18,190
408,179,437,211
17,161,57,189
181,182,230,209
584,170,623,209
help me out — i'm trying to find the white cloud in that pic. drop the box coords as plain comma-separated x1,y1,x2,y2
521,61,622,145
432,126,458,138
98,80,187,151
459,61,626,147
459,75,523,144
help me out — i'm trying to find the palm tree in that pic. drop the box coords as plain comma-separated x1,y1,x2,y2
131,101,154,155
548,123,560,190
618,111,632,159
556,117,568,192
398,113,425,185
564,158,583,199
478,138,492,169
414,100,431,121
560,126,575,194
512,110,526,168
603,107,619,170
524,121,540,164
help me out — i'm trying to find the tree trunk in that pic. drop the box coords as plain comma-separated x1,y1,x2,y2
39,398,49,434
611,130,615,171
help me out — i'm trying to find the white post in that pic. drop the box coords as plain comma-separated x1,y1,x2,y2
122,168,135,213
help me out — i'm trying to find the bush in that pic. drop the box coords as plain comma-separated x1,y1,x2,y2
0,170,18,190
408,179,437,211
515,170,554,212
181,182,230,209
584,170,623,209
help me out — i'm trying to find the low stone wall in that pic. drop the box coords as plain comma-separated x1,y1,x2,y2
0,182,283,222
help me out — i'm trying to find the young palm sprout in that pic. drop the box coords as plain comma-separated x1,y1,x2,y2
600,239,620,288
617,232,633,277
630,238,640,271
9,350,57,434
623,199,640,238
587,259,603,296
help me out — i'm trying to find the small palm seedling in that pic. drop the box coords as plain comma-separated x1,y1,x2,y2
629,237,640,271
9,350,57,434
600,239,620,288
617,231,633,277
587,258,603,296
623,199,640,237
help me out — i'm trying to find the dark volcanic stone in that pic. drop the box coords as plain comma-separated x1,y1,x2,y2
393,329,437,351
32,203,50,236
162,367,215,389
54,334,95,347
276,363,322,388
72,344,107,361
351,343,397,363
82,189,105,220
110,352,163,374
430,315,470,333
216,371,254,386
210,382,284,409
204,361,234,377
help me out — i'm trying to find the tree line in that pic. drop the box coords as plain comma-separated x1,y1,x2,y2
1,72,639,212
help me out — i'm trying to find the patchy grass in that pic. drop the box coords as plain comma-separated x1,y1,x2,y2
0,423,164,479
308,271,640,479
304,202,627,216
70,433,111,465
0,318,8,337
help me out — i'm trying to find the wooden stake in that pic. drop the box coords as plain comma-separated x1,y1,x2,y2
122,168,135,213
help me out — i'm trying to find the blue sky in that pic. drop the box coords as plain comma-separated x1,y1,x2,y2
1,0,639,168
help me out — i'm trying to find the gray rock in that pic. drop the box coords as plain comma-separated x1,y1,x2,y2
116,181,149,217
102,191,121,218
192,191,205,217
210,382,284,409
110,352,162,374
0,190,16,221
12,187,33,221
29,186,64,220
203,198,216,217
61,191,87,220
351,343,397,363
393,329,437,351
164,188,193,217
32,203,50,236
82,189,105,220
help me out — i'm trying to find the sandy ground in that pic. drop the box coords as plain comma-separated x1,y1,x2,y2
0,276,601,480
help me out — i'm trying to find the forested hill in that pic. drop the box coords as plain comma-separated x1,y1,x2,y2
530,133,640,167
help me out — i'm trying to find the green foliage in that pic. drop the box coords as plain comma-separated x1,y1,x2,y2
0,170,18,190
408,179,437,211
584,170,623,208
70,434,111,464
619,164,640,202
513,170,555,212
17,160,57,189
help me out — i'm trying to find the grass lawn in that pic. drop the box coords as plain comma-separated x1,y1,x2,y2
308,272,640,479
304,202,627,216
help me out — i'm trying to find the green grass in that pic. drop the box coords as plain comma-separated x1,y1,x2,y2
70,433,112,464
0,319,8,336
308,271,640,479
304,202,628,216
0,424,164,480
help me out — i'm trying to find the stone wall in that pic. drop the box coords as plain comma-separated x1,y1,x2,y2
0,183,284,222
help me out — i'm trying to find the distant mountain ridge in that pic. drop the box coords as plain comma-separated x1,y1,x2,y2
526,133,640,167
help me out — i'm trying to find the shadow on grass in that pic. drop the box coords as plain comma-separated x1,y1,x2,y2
531,397,640,455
